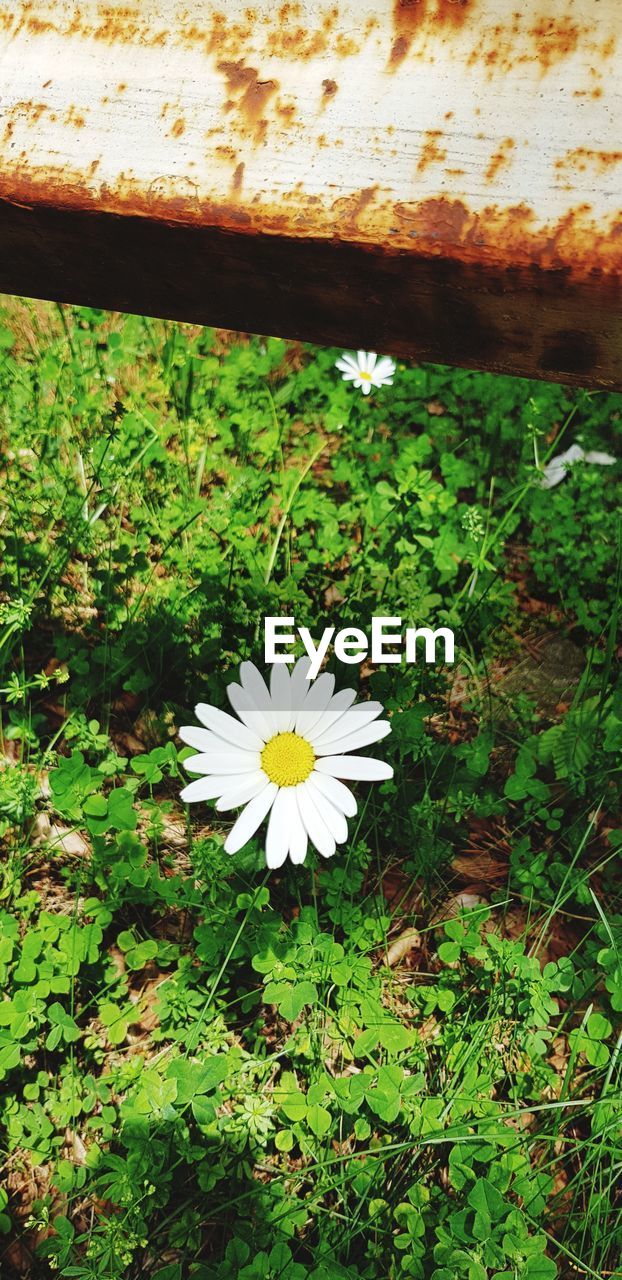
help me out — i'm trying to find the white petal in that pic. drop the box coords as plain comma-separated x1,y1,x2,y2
305,775,348,843
270,662,292,733
356,349,367,372
289,656,313,718
178,725,217,752
227,681,274,741
361,382,372,395
307,687,357,743
584,450,616,466
181,728,250,757
339,371,358,383
540,464,565,490
182,749,221,774
296,783,336,858
310,771,357,817
336,354,359,375
558,445,585,464
365,352,378,374
318,719,391,756
288,799,308,865
180,775,228,804
194,703,264,751
373,356,396,379
182,750,260,775
310,700,383,750
224,782,278,855
315,755,394,781
540,444,585,489
215,771,268,811
295,673,335,737
239,662,278,736
265,788,292,868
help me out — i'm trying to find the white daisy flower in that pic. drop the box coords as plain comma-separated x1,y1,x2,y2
335,350,396,396
179,657,393,869
540,443,616,489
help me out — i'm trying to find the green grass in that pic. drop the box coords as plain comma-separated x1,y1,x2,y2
0,296,621,1279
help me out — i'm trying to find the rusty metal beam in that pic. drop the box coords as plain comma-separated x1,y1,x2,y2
1,1,622,386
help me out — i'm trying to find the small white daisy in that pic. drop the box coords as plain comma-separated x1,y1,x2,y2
335,350,396,396
179,657,393,869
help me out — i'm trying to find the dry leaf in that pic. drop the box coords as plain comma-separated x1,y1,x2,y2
324,584,344,608
385,928,422,967
30,812,51,844
114,732,146,756
47,824,90,858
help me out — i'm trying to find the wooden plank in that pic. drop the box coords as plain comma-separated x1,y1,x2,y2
1,0,622,386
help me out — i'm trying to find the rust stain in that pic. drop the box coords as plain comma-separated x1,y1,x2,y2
417,129,447,174
205,5,337,61
391,0,426,67
93,9,168,47
464,11,612,78
218,59,259,96
65,105,86,129
437,0,470,29
4,0,615,87
217,59,279,138
321,78,338,98
275,99,296,121
24,17,55,36
12,2,167,48
8,101,50,126
330,185,381,228
528,15,580,72
389,34,410,66
385,197,622,282
2,161,622,288
170,118,186,138
231,160,245,193
282,27,331,57
485,138,515,184
390,0,473,66
555,147,622,177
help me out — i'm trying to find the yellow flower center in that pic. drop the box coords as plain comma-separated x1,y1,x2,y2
359,370,372,381
261,732,315,787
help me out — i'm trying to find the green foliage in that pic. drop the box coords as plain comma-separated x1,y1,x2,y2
0,299,620,1279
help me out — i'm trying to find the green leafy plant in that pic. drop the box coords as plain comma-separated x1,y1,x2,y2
0,298,620,1280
